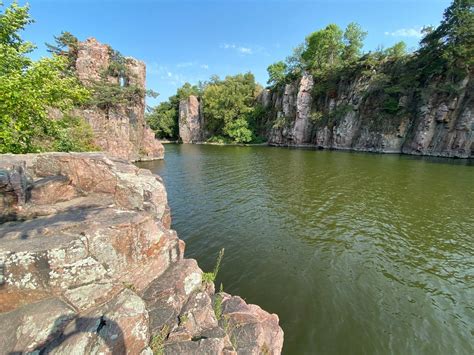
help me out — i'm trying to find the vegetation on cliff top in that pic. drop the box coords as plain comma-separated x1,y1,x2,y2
264,0,472,132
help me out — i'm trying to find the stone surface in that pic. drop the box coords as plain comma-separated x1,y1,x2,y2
219,293,284,355
74,38,164,162
263,72,473,158
179,95,204,143
293,73,314,144
0,152,284,354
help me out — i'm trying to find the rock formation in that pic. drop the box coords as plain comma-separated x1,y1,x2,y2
262,73,473,158
74,38,164,161
179,95,204,143
0,153,283,354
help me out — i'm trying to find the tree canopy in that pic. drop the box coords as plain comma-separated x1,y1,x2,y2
0,2,94,153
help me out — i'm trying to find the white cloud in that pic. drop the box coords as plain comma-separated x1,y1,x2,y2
221,43,255,55
147,62,187,87
384,27,423,38
176,61,195,68
238,47,253,54
200,64,209,69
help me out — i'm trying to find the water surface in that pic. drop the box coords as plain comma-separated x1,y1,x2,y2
138,144,473,354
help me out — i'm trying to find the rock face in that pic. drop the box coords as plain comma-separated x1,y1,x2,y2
179,95,204,143
0,153,283,354
263,72,473,158
74,38,164,161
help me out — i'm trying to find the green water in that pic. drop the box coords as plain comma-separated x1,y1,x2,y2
138,144,474,354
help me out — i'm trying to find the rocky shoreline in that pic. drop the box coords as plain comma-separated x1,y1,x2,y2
0,153,283,354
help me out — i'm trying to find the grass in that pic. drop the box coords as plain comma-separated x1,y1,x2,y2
202,248,225,284
213,283,224,320
150,324,170,355
178,314,189,326
122,282,136,292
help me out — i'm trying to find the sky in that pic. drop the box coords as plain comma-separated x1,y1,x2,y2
10,0,452,106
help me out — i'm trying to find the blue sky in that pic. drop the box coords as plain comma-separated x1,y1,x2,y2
12,0,451,105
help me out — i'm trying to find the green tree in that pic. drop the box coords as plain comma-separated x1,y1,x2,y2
267,61,287,87
146,95,180,139
177,82,201,100
202,72,258,143
342,22,367,63
420,0,474,72
0,2,92,153
384,41,407,58
302,24,344,73
45,31,79,70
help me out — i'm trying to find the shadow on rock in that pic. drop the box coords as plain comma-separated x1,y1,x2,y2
9,316,126,355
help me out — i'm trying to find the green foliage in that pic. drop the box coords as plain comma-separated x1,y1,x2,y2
146,97,179,139
382,96,400,114
206,135,232,144
0,2,92,153
267,61,287,87
384,41,407,58
89,81,144,112
302,24,344,73
420,0,474,72
177,82,201,99
45,31,79,70
50,115,97,152
202,73,259,143
342,22,367,63
202,248,225,284
150,324,170,355
106,48,129,78
213,283,224,321
310,111,324,123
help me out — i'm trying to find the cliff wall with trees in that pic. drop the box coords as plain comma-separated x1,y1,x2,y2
0,2,164,161
259,0,473,157
151,0,472,157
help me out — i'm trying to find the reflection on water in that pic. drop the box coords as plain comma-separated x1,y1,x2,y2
138,144,474,355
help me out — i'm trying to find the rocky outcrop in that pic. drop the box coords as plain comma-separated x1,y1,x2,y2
0,153,283,354
179,95,204,143
74,38,164,161
263,72,473,158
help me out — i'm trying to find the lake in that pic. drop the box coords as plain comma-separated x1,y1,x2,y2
137,144,473,354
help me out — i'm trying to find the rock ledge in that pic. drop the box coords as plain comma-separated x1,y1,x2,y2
0,153,283,354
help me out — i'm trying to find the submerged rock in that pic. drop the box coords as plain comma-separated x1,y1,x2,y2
0,153,283,354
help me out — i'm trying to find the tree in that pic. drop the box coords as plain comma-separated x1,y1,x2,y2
285,43,306,76
0,2,92,153
45,31,79,70
342,22,367,63
267,61,287,87
202,73,258,143
301,24,344,73
384,41,407,58
420,0,474,71
177,82,200,99
146,95,180,139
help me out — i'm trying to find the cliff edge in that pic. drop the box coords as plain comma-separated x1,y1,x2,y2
0,153,283,354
